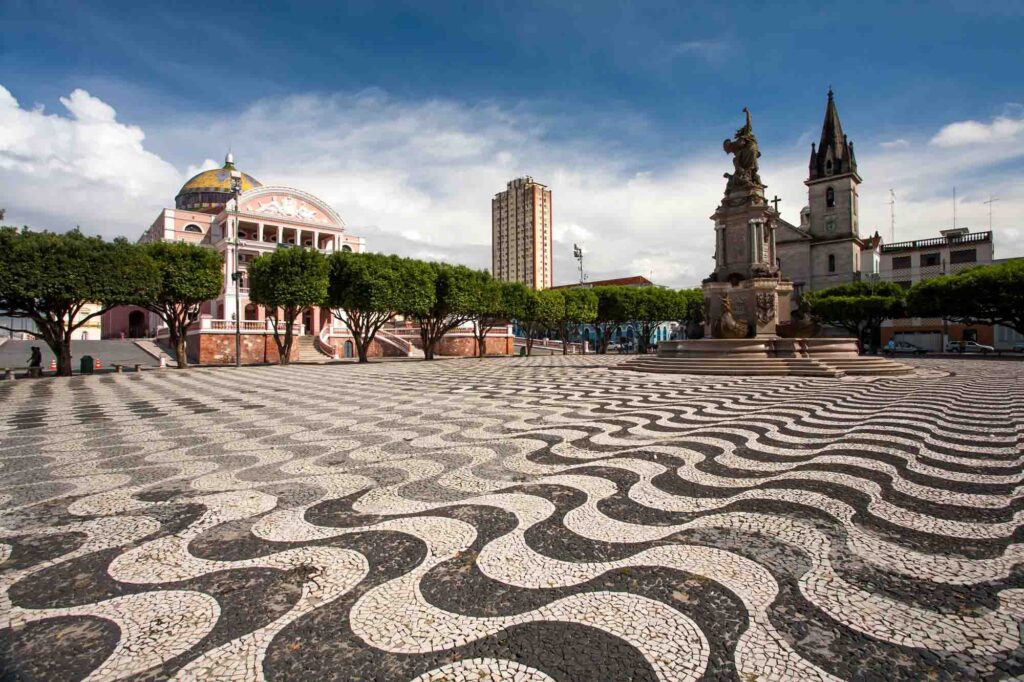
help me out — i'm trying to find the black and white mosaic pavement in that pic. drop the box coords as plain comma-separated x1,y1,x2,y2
1,356,1022,681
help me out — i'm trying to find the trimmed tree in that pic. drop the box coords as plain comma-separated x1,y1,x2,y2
327,252,433,363
468,274,516,358
516,288,563,356
677,288,706,339
633,287,685,353
406,262,478,360
804,281,906,353
135,241,223,369
0,227,158,376
554,288,598,354
907,260,1024,335
593,286,639,354
248,247,329,365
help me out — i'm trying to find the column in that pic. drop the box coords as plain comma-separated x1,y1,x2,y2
314,230,321,251
276,226,282,244
769,224,777,268
257,223,264,243
748,220,756,263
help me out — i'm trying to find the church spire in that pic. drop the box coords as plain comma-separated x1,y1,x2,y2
809,88,858,181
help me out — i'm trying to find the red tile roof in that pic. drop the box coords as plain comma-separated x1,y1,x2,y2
551,275,654,289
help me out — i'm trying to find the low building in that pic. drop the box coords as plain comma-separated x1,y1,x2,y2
878,228,1003,350
550,275,677,351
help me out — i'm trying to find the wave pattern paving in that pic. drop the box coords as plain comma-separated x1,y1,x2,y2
0,356,1022,681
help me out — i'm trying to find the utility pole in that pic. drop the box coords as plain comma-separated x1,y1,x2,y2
230,170,243,368
887,189,895,242
983,194,999,231
573,243,586,284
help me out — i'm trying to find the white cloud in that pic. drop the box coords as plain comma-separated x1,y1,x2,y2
930,113,1024,147
879,138,909,149
185,158,219,178
672,39,730,65
2,84,1024,288
0,85,181,231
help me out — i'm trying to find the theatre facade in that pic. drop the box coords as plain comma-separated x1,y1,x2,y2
103,154,513,363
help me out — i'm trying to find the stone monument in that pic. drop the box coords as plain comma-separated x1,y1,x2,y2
704,108,792,339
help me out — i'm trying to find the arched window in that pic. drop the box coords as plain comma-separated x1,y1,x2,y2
184,224,202,233
244,303,259,321
342,244,353,253
825,187,835,208
828,254,836,273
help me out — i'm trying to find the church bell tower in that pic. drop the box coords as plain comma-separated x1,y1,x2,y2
805,89,861,239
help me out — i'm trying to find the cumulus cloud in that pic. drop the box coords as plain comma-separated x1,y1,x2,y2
0,85,181,232
3,84,1023,288
930,113,1024,147
879,138,909,149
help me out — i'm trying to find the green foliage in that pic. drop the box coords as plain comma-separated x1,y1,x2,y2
804,281,906,348
327,251,434,362
466,274,520,357
515,287,563,355
553,288,598,354
631,287,685,352
135,241,223,368
592,286,641,353
248,247,329,364
407,262,480,360
0,227,158,375
907,260,1024,335
677,288,705,325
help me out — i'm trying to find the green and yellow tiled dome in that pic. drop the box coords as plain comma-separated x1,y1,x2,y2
175,153,262,213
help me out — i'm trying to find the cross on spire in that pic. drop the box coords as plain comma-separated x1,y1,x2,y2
771,195,781,212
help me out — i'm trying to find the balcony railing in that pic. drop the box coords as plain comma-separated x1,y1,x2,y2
881,231,991,253
155,318,306,337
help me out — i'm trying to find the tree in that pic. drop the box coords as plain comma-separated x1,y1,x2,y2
633,287,685,353
804,281,906,353
516,288,563,355
247,247,328,365
134,241,223,369
593,286,639,354
0,228,158,376
907,260,1024,335
327,252,433,363
553,288,598,354
405,262,478,360
677,288,705,338
467,274,517,358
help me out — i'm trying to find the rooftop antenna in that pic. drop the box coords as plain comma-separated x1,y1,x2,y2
983,194,999,231
887,189,895,242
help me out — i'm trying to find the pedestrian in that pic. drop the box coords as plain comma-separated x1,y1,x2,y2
28,346,41,368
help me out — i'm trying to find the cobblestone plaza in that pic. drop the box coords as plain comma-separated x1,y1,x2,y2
1,357,1022,681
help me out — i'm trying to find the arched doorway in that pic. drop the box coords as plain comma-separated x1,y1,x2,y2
344,340,354,358
244,303,259,321
128,310,146,338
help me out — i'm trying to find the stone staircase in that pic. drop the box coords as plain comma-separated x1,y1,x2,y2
377,329,425,358
616,355,913,377
295,335,335,363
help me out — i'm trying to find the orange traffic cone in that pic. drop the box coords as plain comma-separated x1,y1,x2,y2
94,359,102,369
49,359,56,371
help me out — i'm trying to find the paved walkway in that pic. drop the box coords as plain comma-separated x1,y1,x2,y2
1,357,1022,680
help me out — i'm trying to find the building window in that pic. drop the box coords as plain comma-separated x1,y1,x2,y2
826,187,835,208
342,245,353,253
828,254,836,272
892,255,912,270
920,252,940,267
950,248,977,264
896,280,912,290
184,224,202,233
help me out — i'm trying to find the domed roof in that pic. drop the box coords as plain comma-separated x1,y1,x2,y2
175,153,263,213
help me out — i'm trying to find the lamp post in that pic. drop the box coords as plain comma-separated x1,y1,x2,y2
230,171,243,368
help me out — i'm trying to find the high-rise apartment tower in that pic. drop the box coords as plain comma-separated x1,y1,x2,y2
491,176,553,290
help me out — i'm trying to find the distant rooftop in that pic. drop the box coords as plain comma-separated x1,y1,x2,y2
881,230,991,254
551,275,655,289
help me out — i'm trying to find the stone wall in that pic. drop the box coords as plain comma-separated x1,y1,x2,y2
328,337,405,359
186,334,299,365
435,334,513,357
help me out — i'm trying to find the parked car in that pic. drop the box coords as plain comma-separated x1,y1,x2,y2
1012,341,1024,353
945,340,995,354
887,340,927,355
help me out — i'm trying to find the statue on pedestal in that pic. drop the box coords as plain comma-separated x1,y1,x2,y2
722,108,763,192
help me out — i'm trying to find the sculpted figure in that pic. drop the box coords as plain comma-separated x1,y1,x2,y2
722,108,763,190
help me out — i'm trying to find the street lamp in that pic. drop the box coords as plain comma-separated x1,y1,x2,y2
230,170,243,368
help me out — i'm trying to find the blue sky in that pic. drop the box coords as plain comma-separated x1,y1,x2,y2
2,1,1023,285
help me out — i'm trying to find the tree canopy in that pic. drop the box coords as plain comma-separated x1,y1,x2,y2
804,281,906,351
907,260,1024,335
553,288,598,354
405,262,479,360
0,227,158,375
327,251,433,362
248,247,329,364
135,240,223,368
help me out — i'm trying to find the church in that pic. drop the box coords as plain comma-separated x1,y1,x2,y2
775,90,882,299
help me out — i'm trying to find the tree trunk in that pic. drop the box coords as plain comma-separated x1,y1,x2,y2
280,321,293,365
171,329,189,369
525,336,534,356
58,332,73,377
419,324,434,361
356,337,370,363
